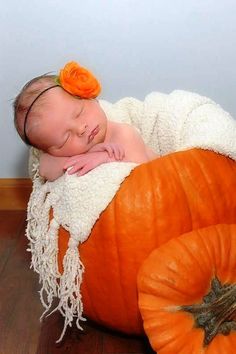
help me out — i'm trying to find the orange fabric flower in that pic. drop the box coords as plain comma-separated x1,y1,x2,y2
59,61,101,98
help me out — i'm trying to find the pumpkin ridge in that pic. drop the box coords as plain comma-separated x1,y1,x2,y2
225,225,236,280
199,225,232,283
213,224,229,276
176,233,210,281
196,226,217,275
112,211,131,325
189,151,223,227
168,153,194,232
190,150,220,220
167,236,211,299
141,240,205,300
142,272,190,300
169,150,219,230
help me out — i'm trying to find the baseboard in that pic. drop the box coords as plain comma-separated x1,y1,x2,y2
0,178,32,210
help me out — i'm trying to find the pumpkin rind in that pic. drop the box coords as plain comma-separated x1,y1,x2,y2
137,224,236,353
57,149,236,334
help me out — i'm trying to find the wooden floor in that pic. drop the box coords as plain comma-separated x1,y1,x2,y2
0,210,155,354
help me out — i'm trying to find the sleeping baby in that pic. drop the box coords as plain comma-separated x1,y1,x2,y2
13,61,157,181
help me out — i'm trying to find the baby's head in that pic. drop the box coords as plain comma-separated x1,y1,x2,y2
13,62,104,156
13,74,58,147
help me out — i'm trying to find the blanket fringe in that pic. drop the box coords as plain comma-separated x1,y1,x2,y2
39,217,61,317
52,236,86,343
27,177,61,308
27,172,86,342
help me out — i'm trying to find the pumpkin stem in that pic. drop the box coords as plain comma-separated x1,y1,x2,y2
181,277,236,346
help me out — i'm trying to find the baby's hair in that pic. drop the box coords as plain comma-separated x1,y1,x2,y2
13,74,57,146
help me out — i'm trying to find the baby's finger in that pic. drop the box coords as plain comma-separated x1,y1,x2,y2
77,160,98,176
63,160,77,169
114,146,124,160
67,166,77,175
119,148,125,160
67,161,85,174
112,146,118,160
111,145,120,160
77,165,92,176
105,145,114,158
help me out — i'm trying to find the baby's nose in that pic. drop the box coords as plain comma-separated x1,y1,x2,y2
77,123,87,136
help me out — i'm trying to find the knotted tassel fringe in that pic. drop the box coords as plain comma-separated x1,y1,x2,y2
39,217,61,318
48,235,86,343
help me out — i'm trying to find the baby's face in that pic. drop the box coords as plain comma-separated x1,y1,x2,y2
29,88,108,157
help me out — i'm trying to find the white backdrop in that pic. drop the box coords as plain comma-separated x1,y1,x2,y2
1,0,236,177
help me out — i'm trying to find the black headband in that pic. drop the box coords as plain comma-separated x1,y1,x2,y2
23,84,60,145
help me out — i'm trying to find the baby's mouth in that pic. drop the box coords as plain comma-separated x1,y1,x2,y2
88,125,99,143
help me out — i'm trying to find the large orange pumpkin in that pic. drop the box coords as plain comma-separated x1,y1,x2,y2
57,149,236,334
137,224,236,354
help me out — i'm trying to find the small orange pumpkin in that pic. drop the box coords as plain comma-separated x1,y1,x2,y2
57,149,236,334
137,224,236,353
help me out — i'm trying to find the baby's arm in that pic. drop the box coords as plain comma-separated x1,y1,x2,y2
39,143,124,181
89,142,125,161
117,124,158,163
39,152,68,181
63,150,119,176
39,151,113,181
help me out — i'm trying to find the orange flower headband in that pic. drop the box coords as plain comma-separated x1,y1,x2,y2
58,61,101,98
23,61,101,145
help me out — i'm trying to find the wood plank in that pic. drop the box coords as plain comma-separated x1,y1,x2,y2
0,210,26,275
0,211,42,354
0,178,32,210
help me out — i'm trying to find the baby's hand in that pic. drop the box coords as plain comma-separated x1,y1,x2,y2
88,142,125,161
63,151,115,176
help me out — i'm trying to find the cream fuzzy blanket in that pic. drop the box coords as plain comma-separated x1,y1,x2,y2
27,90,236,341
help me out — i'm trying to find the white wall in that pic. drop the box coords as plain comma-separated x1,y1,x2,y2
1,0,236,177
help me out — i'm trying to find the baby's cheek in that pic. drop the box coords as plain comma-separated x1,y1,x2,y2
70,140,91,155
